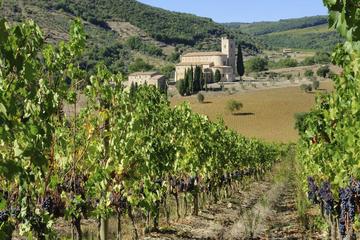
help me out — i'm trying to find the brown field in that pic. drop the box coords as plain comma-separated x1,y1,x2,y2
170,81,333,143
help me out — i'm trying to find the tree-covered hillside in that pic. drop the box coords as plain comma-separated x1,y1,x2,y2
225,16,328,35
25,0,262,49
2,0,263,75
225,16,343,51
260,24,343,51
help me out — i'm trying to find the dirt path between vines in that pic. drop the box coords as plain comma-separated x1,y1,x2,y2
144,160,322,240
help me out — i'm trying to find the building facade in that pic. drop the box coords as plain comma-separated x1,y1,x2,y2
175,37,236,82
128,71,167,92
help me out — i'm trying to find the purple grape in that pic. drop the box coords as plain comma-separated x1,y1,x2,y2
307,177,318,204
0,210,9,222
318,181,334,215
42,196,54,213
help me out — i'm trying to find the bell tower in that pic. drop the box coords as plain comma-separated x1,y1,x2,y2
221,37,236,74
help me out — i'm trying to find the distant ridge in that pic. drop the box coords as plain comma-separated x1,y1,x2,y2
224,16,342,51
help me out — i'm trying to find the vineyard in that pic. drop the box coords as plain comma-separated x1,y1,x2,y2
1,0,360,239
0,16,283,239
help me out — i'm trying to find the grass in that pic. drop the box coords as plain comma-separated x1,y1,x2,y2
171,81,333,143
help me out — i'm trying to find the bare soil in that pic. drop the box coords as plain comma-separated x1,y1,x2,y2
143,161,321,240
170,80,334,143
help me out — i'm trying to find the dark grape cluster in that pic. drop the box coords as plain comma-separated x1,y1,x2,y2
187,176,200,192
169,176,177,189
110,192,127,212
339,187,356,237
42,196,54,213
318,181,334,215
232,171,241,179
339,188,347,237
0,210,9,223
351,179,360,195
220,174,231,187
178,179,186,192
10,207,20,219
307,177,318,204
29,213,47,237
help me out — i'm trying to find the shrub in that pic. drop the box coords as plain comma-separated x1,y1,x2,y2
226,100,243,115
301,52,331,66
300,84,312,93
176,79,187,96
197,93,205,103
317,65,330,78
312,80,320,90
304,69,314,78
245,57,268,72
128,58,153,73
160,64,175,79
269,58,298,68
286,74,292,80
166,51,181,62
294,112,309,132
268,72,278,80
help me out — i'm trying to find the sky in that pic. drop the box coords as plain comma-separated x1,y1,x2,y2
137,0,328,23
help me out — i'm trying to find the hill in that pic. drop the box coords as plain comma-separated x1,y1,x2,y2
2,0,263,76
259,24,342,51
225,16,342,51
225,16,328,35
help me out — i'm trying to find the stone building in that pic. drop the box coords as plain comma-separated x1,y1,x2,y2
128,71,167,92
175,37,236,82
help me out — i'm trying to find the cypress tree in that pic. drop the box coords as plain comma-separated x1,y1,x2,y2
184,69,189,95
193,66,202,92
186,66,194,95
237,44,245,80
129,81,136,99
215,69,221,83
200,71,204,91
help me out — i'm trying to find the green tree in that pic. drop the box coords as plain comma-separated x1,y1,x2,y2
126,36,143,50
186,67,194,95
246,57,268,72
237,44,245,79
193,66,202,92
176,79,187,96
166,51,180,62
316,65,330,78
128,58,154,73
183,69,189,94
160,64,175,79
129,81,138,99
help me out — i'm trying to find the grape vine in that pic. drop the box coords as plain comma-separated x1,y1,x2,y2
298,0,360,239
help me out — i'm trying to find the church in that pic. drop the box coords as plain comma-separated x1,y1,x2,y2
175,37,236,82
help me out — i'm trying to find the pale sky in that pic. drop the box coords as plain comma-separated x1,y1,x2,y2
137,0,328,23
